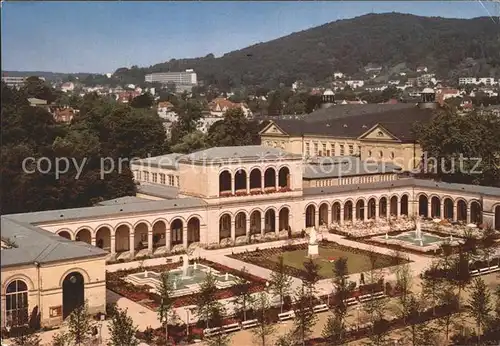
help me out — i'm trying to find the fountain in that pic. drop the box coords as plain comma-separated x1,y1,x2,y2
385,232,389,240
181,254,189,278
414,217,423,241
307,227,319,258
225,273,229,281
144,270,148,278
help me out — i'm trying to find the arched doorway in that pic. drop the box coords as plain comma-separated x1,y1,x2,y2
75,229,91,244
62,272,84,319
319,203,329,226
187,218,200,245
356,200,365,220
400,195,409,216
305,205,316,227
5,280,29,327
431,197,441,218
58,231,71,240
235,212,247,237
115,225,130,252
332,202,341,223
249,169,262,191
219,214,231,240
170,219,183,246
278,167,290,189
470,201,482,224
457,200,467,222
264,168,276,190
367,199,376,219
379,197,387,218
390,196,398,216
152,221,166,249
134,222,148,251
279,208,290,231
344,201,353,221
418,195,428,217
95,226,111,251
250,211,261,234
443,198,454,220
495,206,500,230
219,170,231,195
264,209,276,233
234,169,247,192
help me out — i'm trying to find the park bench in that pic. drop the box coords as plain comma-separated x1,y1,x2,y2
222,323,241,333
372,291,385,299
343,297,358,306
241,319,259,329
278,310,295,322
470,269,480,276
359,294,373,303
312,304,329,313
165,258,173,264
203,327,221,337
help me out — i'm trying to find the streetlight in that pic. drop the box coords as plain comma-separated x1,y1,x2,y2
98,314,105,344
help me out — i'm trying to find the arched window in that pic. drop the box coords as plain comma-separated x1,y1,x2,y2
6,280,29,327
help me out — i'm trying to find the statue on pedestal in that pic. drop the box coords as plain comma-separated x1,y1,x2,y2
307,228,319,258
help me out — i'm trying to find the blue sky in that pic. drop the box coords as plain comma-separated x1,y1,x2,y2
1,1,497,73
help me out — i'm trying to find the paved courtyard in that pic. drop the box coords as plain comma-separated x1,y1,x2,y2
22,232,499,345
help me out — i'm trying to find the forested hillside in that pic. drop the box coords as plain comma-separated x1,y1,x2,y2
111,13,500,87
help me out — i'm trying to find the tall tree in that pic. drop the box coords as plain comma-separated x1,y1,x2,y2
206,108,260,147
196,272,220,328
67,303,92,346
269,255,293,313
436,284,459,344
251,292,276,346
107,307,139,346
130,93,154,109
231,267,255,321
291,285,318,346
467,277,493,343
157,272,175,344
302,258,321,305
206,304,231,346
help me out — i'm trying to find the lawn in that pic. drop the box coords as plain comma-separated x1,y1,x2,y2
231,241,408,279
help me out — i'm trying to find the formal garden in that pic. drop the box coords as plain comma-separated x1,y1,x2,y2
106,259,267,309
229,240,410,279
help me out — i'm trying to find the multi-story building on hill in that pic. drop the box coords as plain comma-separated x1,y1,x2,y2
144,69,197,91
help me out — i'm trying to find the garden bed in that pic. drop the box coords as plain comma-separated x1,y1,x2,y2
229,240,410,280
106,259,267,309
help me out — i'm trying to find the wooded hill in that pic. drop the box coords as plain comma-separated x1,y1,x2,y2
112,13,500,88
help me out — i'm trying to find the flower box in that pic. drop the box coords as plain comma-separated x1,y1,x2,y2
219,191,232,198
279,186,292,192
264,187,276,193
235,190,248,196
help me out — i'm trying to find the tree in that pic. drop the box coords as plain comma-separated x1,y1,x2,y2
12,328,41,346
292,285,317,346
157,271,175,343
449,248,472,309
436,284,459,344
467,277,493,343
206,304,231,346
231,267,255,321
206,108,260,147
51,332,71,346
130,93,154,108
404,294,438,346
413,106,500,187
421,261,445,316
170,130,207,153
269,255,293,313
196,272,220,328
107,307,139,346
251,292,276,346
67,303,92,346
365,318,390,346
322,315,346,346
302,258,320,305
393,261,413,323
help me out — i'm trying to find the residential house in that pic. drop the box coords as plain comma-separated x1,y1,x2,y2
345,80,365,89
208,98,252,117
416,66,428,73
435,88,461,106
61,82,75,93
52,107,77,123
333,72,345,79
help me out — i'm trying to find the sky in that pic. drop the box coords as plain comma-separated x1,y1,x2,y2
1,1,498,73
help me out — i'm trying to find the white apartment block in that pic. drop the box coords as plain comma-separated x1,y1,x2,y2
459,77,496,86
145,69,197,87
2,76,45,88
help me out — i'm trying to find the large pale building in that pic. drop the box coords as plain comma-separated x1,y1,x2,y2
2,145,500,330
259,103,435,172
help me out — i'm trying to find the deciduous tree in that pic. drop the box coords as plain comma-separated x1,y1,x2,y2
107,307,139,346
269,255,293,313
